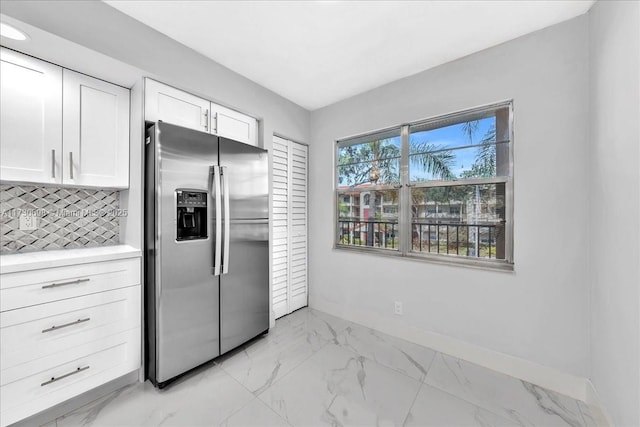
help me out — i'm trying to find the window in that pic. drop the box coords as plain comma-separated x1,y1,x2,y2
335,102,513,268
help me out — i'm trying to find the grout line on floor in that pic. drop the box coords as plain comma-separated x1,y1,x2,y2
219,311,335,400
422,348,438,381
422,380,519,424
400,380,424,427
217,396,292,427
334,329,433,386
420,354,511,420
258,396,295,427
426,352,588,427
254,337,333,399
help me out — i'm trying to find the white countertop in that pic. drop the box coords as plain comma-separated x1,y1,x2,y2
0,245,142,274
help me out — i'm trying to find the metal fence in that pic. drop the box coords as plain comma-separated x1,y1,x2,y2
337,220,398,249
412,222,499,258
337,220,500,258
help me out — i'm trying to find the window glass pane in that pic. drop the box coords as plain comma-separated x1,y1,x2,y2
410,116,496,150
409,143,504,182
410,183,506,259
337,189,399,250
338,136,401,186
409,110,512,183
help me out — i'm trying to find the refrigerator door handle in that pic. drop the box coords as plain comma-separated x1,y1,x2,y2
221,166,230,275
212,165,222,276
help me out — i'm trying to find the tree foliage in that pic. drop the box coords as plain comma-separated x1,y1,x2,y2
460,123,497,179
338,139,400,186
409,142,455,180
338,138,457,186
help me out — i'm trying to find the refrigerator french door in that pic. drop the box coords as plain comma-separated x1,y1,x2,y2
145,122,269,387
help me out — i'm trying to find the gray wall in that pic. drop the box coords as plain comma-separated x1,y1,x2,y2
308,16,591,377
589,1,640,426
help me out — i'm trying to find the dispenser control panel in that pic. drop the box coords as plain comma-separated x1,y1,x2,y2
176,190,207,241
177,191,207,208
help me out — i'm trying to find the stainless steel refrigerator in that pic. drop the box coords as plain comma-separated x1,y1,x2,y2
145,122,269,388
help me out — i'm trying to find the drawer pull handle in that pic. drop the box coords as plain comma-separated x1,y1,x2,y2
42,278,90,289
42,317,90,333
41,366,90,386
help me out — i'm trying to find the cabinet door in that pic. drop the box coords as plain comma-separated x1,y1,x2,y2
63,69,130,188
211,103,258,146
0,48,62,184
144,79,210,133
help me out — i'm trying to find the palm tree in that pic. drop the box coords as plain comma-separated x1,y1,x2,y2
408,142,455,180
460,123,497,178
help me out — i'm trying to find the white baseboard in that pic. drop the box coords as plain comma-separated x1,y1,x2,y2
311,301,604,413
584,380,616,427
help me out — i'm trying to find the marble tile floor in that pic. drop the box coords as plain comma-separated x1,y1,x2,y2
44,308,601,427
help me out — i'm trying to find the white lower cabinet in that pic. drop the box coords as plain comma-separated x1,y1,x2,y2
0,256,141,427
0,258,140,312
2,329,139,426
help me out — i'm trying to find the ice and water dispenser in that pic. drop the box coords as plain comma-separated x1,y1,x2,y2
176,190,207,241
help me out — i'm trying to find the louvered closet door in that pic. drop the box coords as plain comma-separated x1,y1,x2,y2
272,136,308,319
272,138,290,319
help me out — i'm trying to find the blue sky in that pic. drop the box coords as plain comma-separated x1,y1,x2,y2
410,117,495,180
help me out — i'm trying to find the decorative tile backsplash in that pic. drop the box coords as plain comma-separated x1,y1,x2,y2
0,185,122,255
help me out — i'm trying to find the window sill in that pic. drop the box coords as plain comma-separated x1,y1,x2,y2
333,244,515,272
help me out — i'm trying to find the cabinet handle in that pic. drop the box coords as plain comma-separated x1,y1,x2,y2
41,366,90,386
42,317,90,333
204,110,209,132
69,152,74,179
42,278,90,289
51,149,56,178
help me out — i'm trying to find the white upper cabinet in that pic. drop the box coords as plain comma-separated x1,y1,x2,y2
144,79,210,133
62,70,130,188
0,48,130,188
211,103,258,146
144,78,258,146
0,48,62,184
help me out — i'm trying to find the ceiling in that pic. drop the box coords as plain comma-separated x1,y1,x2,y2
105,0,595,111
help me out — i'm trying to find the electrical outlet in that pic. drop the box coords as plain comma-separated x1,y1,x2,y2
394,301,403,315
19,213,37,231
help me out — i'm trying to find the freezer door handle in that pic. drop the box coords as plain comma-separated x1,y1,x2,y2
221,166,230,275
212,165,222,276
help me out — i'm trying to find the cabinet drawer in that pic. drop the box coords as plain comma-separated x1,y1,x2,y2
1,286,140,373
0,258,140,311
0,328,139,427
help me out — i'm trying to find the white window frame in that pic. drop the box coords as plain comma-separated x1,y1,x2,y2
334,101,514,270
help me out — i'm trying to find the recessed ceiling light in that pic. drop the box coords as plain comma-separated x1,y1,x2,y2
0,23,29,41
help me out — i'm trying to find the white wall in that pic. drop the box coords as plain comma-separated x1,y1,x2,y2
588,1,640,426
309,16,591,377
